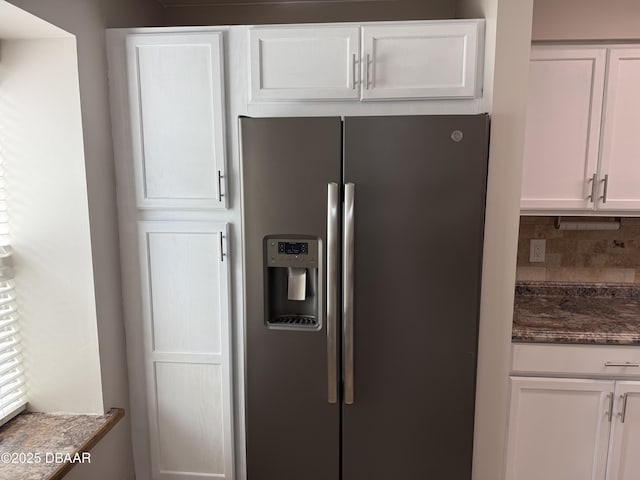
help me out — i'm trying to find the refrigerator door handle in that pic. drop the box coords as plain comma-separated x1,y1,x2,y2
343,183,355,405
327,183,339,404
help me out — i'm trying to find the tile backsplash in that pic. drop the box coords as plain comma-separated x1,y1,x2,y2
517,217,640,284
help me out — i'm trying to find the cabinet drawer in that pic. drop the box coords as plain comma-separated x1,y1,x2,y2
512,343,640,378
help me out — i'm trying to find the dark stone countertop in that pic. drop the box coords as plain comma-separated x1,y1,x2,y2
512,282,640,345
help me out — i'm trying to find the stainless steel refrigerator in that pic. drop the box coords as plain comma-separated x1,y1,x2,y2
241,115,489,480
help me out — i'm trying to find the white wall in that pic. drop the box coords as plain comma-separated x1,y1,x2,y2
532,0,640,40
0,37,103,414
2,1,163,479
456,1,534,479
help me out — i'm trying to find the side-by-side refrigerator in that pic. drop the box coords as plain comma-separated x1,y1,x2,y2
241,115,490,480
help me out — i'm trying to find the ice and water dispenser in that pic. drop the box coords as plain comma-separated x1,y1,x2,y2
264,236,321,331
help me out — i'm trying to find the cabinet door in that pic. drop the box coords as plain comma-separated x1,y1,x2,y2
521,47,606,211
606,382,640,480
139,221,234,480
360,20,482,100
249,26,360,101
506,377,614,480
127,33,227,209
598,48,640,211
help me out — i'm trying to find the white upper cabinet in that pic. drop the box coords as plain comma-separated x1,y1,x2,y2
361,22,482,100
522,44,640,214
249,20,484,103
127,33,227,209
521,47,606,211
249,26,361,101
598,48,640,211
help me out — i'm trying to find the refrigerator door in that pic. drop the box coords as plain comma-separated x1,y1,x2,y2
241,117,342,480
342,115,489,480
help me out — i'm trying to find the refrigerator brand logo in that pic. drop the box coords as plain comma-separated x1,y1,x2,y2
451,130,464,142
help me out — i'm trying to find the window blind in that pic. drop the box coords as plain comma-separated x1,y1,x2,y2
0,154,25,425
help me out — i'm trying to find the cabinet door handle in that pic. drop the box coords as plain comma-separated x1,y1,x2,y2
351,54,357,89
621,393,629,423
607,392,614,422
604,361,640,367
219,232,226,262
588,173,597,203
217,170,225,202
365,54,371,90
600,174,609,204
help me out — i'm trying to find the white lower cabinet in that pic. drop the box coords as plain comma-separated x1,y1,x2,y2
606,382,640,480
138,221,234,480
507,377,640,480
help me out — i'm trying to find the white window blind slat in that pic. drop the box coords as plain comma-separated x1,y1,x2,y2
0,151,25,425
0,337,19,356
0,369,23,390
0,356,21,377
0,385,26,409
0,328,17,343
0,315,17,329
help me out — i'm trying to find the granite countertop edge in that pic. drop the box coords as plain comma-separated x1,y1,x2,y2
512,281,640,346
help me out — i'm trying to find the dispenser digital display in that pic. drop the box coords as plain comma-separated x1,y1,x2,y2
278,242,309,255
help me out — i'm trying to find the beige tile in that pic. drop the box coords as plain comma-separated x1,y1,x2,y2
544,253,562,267
603,268,636,284
516,266,546,281
545,267,603,283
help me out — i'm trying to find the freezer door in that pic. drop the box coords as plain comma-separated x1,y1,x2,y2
241,117,341,480
342,115,489,480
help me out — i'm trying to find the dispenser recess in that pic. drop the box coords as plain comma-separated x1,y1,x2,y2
264,236,321,331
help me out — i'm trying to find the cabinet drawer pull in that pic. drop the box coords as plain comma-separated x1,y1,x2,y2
604,361,640,367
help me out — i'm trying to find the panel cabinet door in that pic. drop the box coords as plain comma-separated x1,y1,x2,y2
606,381,640,480
249,26,360,101
127,33,227,209
138,221,234,480
597,48,640,211
505,377,614,480
360,20,482,100
521,47,606,211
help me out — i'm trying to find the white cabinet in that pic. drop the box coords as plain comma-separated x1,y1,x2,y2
607,382,640,480
138,221,234,480
127,33,227,209
249,26,360,101
361,22,482,100
507,344,640,480
506,377,613,480
249,20,483,103
522,45,640,214
521,47,606,211
598,48,640,211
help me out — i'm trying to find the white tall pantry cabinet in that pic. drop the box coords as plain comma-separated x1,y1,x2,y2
116,31,235,480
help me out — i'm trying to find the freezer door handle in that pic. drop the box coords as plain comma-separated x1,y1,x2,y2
327,183,339,404
343,183,355,405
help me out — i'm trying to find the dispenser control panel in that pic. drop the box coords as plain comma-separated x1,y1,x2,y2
278,242,309,255
266,237,319,268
